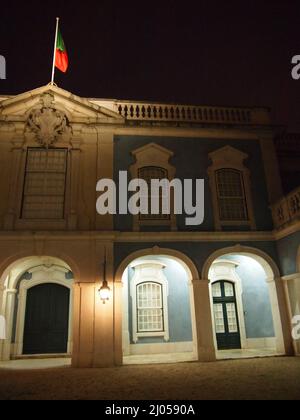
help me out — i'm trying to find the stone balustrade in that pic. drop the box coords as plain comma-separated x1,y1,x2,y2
272,186,300,229
114,102,271,125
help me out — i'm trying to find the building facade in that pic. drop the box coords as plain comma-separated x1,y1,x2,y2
0,85,299,367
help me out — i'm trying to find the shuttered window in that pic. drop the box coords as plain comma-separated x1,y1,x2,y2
22,149,67,219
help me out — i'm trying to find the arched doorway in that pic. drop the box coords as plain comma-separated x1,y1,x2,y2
116,248,199,365
23,283,70,355
202,245,292,358
0,256,74,361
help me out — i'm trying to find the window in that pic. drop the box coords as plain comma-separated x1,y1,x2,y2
137,282,164,332
208,146,256,230
130,143,177,230
22,148,67,219
216,169,248,222
138,166,170,221
130,261,169,342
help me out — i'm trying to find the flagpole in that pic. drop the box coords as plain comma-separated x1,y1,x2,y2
50,17,60,85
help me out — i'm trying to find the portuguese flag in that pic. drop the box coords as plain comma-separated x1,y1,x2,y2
55,29,68,73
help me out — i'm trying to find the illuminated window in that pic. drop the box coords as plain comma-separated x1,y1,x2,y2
138,166,170,221
216,169,248,222
137,282,164,333
22,148,67,219
131,261,170,342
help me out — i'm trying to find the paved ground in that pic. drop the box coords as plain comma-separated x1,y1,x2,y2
0,357,299,400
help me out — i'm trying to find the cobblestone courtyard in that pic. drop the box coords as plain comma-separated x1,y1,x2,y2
0,357,299,400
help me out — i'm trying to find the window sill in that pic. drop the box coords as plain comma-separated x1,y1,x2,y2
135,331,170,342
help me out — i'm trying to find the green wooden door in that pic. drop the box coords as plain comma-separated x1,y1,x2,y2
23,283,70,355
212,281,242,350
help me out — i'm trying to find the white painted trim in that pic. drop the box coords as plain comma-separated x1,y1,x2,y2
14,267,73,357
130,261,170,343
209,260,247,350
122,268,130,356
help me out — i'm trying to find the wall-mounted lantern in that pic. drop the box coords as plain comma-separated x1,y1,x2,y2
98,248,111,304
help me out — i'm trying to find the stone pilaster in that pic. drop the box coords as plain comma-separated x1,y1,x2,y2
192,279,216,362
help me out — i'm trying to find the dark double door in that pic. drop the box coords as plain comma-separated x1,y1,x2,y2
212,281,241,350
23,283,70,355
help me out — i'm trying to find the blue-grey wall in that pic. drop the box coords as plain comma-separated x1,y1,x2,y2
220,255,275,338
276,231,300,276
126,256,193,344
113,135,273,232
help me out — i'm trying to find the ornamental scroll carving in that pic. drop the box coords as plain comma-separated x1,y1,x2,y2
27,93,69,147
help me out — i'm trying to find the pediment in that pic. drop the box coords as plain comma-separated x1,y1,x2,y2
132,142,174,161
0,84,124,123
209,145,248,166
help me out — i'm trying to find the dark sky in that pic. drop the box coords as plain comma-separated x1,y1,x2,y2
1,0,300,130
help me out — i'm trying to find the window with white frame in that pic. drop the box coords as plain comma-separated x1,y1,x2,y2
216,169,248,222
131,261,170,342
138,166,170,221
137,282,164,333
22,148,67,220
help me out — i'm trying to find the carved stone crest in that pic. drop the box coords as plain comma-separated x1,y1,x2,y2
27,93,69,147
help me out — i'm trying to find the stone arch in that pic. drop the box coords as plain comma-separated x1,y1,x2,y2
201,244,292,356
0,252,80,289
115,246,200,285
202,244,280,281
115,246,201,363
0,255,75,361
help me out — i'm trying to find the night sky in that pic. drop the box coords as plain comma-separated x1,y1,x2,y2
1,0,300,130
